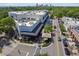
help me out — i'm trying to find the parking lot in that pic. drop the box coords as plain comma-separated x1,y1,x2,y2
7,44,36,56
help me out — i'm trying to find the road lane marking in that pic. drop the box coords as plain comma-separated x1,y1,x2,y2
56,32,60,56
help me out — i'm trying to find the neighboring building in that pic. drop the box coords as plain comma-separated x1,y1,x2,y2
68,26,79,42
62,17,79,31
8,10,49,39
62,17,79,42
62,17,79,54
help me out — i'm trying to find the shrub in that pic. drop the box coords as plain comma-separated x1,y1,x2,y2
36,52,48,56
0,48,2,53
59,23,66,34
44,24,52,33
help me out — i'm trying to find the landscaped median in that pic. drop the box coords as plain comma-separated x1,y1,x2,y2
59,23,66,35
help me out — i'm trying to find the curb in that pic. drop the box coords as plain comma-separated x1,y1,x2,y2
41,43,53,49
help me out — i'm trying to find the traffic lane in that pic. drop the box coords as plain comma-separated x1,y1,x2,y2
52,32,60,56
53,20,60,55
40,43,57,56
57,28,65,55
55,32,60,56
7,44,36,56
58,41,65,56
54,19,65,56
57,25,65,55
55,32,64,56
53,19,65,56
52,35,59,56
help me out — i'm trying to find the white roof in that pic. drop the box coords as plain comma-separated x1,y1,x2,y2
36,12,45,15
25,21,36,26
9,10,46,15
9,10,47,27
68,42,75,46
18,21,37,27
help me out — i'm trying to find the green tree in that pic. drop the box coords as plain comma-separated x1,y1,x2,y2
59,23,66,35
0,17,15,37
44,24,52,33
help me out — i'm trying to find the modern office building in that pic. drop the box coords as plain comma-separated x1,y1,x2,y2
8,10,49,39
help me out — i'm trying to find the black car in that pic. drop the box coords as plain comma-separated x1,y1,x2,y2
63,38,68,47
51,32,55,36
58,37,61,41
64,48,70,56
63,38,68,41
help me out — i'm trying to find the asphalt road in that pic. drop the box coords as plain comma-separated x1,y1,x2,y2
7,44,36,56
52,19,65,56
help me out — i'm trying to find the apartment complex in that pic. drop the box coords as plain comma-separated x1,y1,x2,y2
8,10,49,39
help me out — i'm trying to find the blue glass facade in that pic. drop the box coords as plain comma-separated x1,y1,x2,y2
8,10,49,37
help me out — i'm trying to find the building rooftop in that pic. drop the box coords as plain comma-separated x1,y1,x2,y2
62,17,79,31
16,20,37,27
9,10,47,27
8,10,49,35
9,10,47,16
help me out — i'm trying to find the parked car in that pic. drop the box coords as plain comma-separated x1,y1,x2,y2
63,38,68,47
64,48,70,56
63,38,68,41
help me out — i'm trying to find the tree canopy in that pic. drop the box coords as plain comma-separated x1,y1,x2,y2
44,24,52,33
53,7,79,18
0,17,15,31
